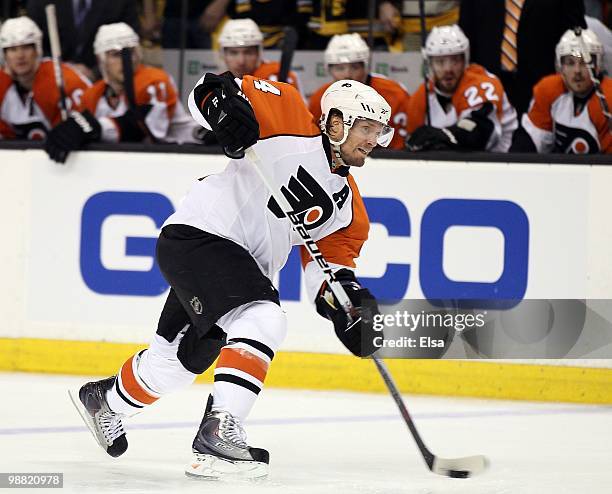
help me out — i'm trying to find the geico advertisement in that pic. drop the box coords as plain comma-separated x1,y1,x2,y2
24,152,588,342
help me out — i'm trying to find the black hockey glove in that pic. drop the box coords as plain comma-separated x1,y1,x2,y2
192,72,259,159
405,102,495,152
45,110,101,164
315,269,380,357
405,125,458,151
112,106,152,142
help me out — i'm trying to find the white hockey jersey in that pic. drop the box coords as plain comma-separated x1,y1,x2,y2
169,75,369,300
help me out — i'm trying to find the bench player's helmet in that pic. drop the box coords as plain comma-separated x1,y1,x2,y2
324,33,370,72
94,23,140,82
0,16,43,57
94,22,140,60
555,28,603,72
218,19,263,54
423,24,470,69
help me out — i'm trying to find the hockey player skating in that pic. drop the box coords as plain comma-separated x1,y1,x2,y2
510,28,611,154
44,23,197,163
308,33,410,149
69,73,393,479
0,16,90,139
405,24,518,153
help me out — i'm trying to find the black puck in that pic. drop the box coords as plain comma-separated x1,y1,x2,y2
449,470,470,478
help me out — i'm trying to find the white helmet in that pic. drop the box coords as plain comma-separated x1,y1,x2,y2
423,24,470,65
94,23,140,57
555,28,603,69
0,16,43,56
320,79,394,148
324,34,370,70
218,19,263,49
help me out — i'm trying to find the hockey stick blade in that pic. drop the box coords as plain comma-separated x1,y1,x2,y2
432,454,488,478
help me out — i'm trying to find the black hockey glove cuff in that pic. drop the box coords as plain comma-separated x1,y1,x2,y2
315,269,380,357
405,102,495,152
193,72,259,159
405,125,458,151
112,107,151,142
45,110,102,164
446,102,495,151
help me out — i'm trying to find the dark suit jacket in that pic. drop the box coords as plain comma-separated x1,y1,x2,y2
26,0,139,70
459,0,585,114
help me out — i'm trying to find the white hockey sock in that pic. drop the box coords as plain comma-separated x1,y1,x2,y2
106,332,198,415
213,301,287,421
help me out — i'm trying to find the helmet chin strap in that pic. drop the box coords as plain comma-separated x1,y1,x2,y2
327,123,352,169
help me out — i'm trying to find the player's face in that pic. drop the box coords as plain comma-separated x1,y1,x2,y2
430,54,465,94
103,48,138,86
3,44,38,77
560,55,594,96
223,46,260,79
328,62,368,83
340,118,384,167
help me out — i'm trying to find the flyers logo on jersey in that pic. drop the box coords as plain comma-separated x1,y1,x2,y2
554,123,600,154
268,166,335,229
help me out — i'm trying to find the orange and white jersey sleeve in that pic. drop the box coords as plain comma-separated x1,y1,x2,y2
135,66,179,140
62,63,91,111
408,64,517,152
174,74,365,284
300,174,369,301
32,60,91,127
369,74,411,150
253,61,304,100
520,75,562,153
523,74,612,154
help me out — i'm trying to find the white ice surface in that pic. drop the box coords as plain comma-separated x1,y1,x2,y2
1,372,611,493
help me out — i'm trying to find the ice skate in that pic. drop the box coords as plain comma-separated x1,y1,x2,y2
68,376,127,458
185,395,269,480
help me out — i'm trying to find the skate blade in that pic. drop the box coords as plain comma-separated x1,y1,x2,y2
185,454,268,481
67,389,108,453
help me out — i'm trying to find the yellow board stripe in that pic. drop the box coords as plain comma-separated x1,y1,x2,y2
1,338,612,404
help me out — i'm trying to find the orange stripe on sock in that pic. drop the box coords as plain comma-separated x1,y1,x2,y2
216,348,269,383
120,355,158,405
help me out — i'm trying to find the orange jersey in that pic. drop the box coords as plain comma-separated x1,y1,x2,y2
0,59,90,139
180,74,369,300
309,74,411,150
522,74,612,154
80,64,196,143
407,64,518,152
253,60,303,97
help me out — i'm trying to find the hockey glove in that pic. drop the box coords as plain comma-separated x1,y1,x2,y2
405,125,458,151
112,107,152,142
315,269,380,357
405,102,495,152
192,72,259,159
45,110,101,164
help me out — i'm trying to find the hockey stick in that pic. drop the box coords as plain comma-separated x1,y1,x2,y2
417,0,431,126
120,47,157,142
574,28,612,135
121,47,137,111
45,4,68,121
278,26,298,84
245,146,488,478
